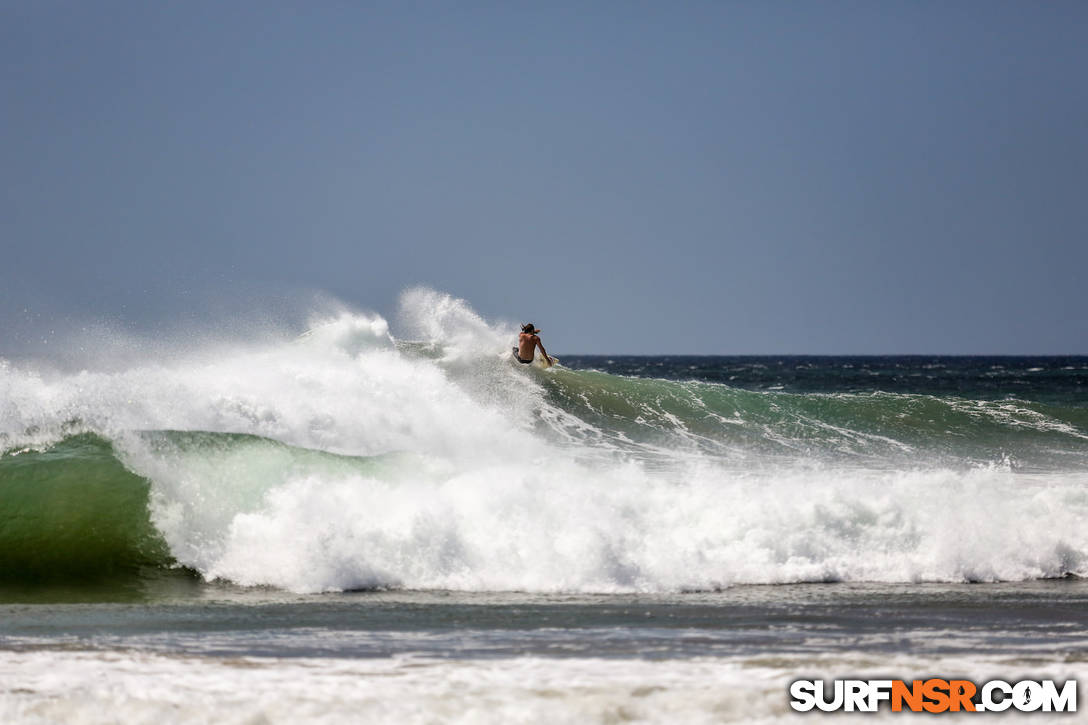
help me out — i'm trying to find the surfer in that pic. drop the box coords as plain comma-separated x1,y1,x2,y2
513,323,552,365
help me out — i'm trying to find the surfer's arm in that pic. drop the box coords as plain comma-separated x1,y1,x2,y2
535,338,551,363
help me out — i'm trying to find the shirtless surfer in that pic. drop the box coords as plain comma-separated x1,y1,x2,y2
513,323,552,365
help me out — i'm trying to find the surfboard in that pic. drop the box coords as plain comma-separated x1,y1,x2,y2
534,354,559,369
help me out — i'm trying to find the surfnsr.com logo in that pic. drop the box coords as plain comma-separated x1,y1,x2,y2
789,679,1077,713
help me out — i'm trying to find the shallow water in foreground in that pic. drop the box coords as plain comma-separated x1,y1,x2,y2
5,580,1088,661
3,582,1088,723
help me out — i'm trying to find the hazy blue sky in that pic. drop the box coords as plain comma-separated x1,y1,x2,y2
3,1,1085,354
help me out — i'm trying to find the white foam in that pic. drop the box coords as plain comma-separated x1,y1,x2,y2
151,445,1088,592
0,649,1081,724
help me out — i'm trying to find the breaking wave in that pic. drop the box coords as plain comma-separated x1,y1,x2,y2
2,289,1087,591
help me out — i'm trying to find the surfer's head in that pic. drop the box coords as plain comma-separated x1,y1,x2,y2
522,323,540,334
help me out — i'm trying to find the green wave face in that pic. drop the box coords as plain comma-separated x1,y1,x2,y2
0,434,172,583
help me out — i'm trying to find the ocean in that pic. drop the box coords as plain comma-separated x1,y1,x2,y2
2,291,1087,722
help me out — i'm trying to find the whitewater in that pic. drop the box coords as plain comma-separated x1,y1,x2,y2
2,289,1088,594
